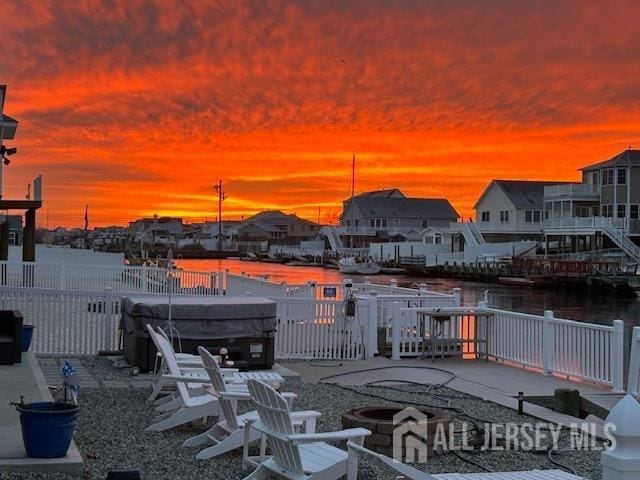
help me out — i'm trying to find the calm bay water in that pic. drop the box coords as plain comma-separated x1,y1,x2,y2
175,259,640,326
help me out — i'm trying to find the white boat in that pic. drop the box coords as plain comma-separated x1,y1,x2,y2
338,257,381,275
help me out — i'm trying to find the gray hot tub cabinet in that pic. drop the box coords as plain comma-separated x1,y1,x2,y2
120,296,277,372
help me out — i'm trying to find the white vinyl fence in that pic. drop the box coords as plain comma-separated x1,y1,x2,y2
0,261,222,295
389,300,625,390
273,297,376,360
0,287,119,354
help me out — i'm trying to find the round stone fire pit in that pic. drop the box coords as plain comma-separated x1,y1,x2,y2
341,407,451,456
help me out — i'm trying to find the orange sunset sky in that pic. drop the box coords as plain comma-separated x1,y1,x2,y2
2,0,640,228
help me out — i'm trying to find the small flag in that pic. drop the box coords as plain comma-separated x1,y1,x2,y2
62,361,80,404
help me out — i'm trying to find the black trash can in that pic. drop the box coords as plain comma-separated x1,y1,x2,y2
119,295,276,372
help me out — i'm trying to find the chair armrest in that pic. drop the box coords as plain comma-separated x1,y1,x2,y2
221,368,240,375
288,428,371,445
281,392,298,400
226,384,249,392
290,410,322,421
220,390,251,400
176,359,204,367
162,374,211,383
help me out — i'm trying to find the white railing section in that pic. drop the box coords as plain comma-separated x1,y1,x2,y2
273,297,376,360
0,261,222,295
389,301,625,390
0,286,119,354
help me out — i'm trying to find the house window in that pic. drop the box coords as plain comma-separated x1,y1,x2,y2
602,169,614,186
525,210,541,223
421,219,429,228
602,205,613,217
617,168,627,185
617,204,626,218
345,220,350,226
369,218,388,228
481,211,490,222
434,235,442,244
499,210,509,223
631,205,639,220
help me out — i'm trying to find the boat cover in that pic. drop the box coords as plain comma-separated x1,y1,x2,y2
120,295,277,339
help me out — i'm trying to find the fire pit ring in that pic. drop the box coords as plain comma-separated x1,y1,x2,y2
341,406,451,456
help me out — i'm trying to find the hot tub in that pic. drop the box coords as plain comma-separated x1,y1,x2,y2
119,295,277,372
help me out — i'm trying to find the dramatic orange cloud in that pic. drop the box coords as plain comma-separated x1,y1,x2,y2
1,0,640,227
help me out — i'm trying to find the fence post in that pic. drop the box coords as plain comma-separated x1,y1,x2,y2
366,292,378,358
390,278,398,293
210,272,217,295
612,319,625,393
141,264,148,292
418,283,428,295
627,327,640,396
391,301,401,360
103,287,114,351
59,261,66,290
543,310,555,375
601,395,640,480
452,287,461,306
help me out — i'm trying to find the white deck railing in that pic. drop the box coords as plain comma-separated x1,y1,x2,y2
389,301,625,390
0,261,222,295
0,286,120,354
273,297,376,360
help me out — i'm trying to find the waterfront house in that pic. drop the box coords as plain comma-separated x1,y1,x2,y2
543,149,640,260
338,188,459,248
128,215,183,246
227,210,321,252
474,180,567,242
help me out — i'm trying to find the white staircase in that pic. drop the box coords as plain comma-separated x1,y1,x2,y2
597,218,640,263
321,226,344,251
450,221,486,246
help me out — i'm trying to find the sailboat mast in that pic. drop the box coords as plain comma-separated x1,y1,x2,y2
351,154,355,198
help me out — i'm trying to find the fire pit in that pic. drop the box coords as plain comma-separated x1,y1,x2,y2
341,407,451,456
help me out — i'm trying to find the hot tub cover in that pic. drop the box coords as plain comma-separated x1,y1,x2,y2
120,295,277,339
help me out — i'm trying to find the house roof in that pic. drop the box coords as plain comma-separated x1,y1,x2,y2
243,210,317,227
355,188,406,198
345,196,459,219
580,149,640,171
474,180,569,210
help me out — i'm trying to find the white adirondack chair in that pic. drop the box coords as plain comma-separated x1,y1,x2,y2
183,347,318,460
146,325,208,403
145,329,223,432
346,442,585,480
242,379,371,480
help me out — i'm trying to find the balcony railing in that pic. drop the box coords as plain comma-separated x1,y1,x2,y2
544,183,600,198
544,216,626,230
336,226,416,236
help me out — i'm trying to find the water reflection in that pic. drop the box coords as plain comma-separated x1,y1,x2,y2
175,259,640,326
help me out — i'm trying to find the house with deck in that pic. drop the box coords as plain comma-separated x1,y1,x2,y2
474,180,568,242
338,188,459,248
543,149,640,261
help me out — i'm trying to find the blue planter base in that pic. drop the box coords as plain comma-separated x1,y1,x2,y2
17,402,79,458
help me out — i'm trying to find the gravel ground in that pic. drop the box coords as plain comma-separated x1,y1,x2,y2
2,357,604,480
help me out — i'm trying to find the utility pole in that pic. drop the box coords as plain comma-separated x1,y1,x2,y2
214,180,226,253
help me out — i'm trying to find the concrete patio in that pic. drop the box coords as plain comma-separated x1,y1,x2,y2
0,352,83,476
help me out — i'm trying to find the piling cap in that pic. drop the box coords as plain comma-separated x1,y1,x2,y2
605,395,640,436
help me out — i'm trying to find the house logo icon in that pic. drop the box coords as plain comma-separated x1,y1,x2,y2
393,407,430,463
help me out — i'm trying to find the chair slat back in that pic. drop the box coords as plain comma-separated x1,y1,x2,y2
247,379,303,474
197,346,238,430
147,325,191,404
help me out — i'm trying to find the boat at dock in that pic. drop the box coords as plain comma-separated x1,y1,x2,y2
338,257,381,275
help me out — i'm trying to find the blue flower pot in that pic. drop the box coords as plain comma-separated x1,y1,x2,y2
16,402,79,458
21,325,35,352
